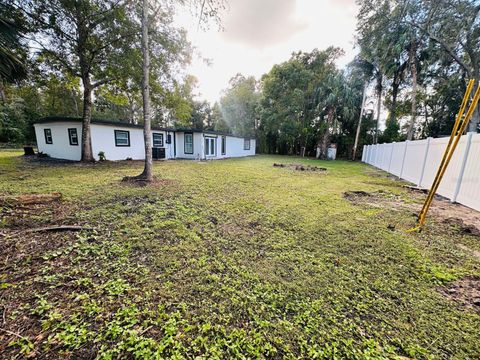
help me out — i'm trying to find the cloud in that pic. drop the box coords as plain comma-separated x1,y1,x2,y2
221,0,306,48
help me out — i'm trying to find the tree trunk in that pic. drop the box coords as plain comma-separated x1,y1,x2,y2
390,74,401,124
318,109,334,159
352,82,368,160
468,77,479,132
407,40,418,140
72,90,79,116
140,0,153,181
80,82,94,162
374,73,382,144
0,77,6,103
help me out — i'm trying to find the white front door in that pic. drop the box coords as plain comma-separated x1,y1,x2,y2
205,137,216,157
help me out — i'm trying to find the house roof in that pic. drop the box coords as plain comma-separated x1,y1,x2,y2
35,116,254,139
35,116,172,132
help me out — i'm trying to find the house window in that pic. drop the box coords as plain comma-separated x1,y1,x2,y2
221,136,226,155
114,130,130,147
68,128,78,146
184,132,193,154
244,138,250,150
153,133,163,147
44,129,53,144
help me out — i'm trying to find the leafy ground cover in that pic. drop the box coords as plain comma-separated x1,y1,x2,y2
0,151,479,359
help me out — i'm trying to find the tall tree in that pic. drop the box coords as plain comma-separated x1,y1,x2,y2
19,0,136,161
139,0,153,181
0,3,28,101
220,74,259,137
410,0,480,132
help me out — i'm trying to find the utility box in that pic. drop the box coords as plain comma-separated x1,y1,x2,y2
327,144,337,160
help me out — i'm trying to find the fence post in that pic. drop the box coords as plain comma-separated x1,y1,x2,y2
375,144,380,167
452,132,474,203
417,137,431,187
361,145,366,162
387,142,395,173
399,141,409,179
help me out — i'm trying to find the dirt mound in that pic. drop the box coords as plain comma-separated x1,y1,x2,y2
273,163,327,172
443,218,480,236
439,277,480,312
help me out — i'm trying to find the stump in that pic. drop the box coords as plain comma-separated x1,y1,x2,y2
23,146,35,156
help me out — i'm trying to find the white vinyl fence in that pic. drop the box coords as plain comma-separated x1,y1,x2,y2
362,132,480,211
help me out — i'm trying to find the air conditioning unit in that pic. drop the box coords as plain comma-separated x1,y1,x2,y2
152,147,166,159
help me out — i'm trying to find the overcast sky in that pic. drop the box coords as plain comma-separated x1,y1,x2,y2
175,0,359,103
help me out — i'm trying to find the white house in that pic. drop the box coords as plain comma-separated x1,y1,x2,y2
33,117,256,161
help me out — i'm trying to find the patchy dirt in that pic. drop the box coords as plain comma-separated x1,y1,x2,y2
343,189,480,236
273,163,327,172
439,277,480,312
443,218,480,236
0,192,62,206
121,175,175,188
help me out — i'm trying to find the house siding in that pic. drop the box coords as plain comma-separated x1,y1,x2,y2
34,120,256,161
34,122,82,161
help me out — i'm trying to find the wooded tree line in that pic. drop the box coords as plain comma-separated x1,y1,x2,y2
0,0,221,155
1,0,479,159
218,0,480,158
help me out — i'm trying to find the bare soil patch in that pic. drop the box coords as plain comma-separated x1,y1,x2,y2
121,175,175,188
439,277,480,312
273,163,327,172
0,192,62,206
343,189,480,236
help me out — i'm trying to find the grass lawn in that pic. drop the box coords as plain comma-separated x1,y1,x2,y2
1,151,479,359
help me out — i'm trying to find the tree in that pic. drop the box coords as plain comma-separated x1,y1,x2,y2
138,0,153,181
411,0,480,132
0,3,28,101
18,0,137,161
314,71,358,159
220,74,259,137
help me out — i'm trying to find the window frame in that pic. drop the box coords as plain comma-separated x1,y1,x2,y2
44,129,53,144
243,138,250,150
114,130,130,147
152,133,164,147
68,128,79,146
221,136,226,155
184,132,194,154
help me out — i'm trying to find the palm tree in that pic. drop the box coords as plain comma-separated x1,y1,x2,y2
315,72,357,159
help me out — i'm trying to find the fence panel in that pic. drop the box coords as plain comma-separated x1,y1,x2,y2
362,133,479,212
389,142,406,176
455,134,480,210
402,139,427,185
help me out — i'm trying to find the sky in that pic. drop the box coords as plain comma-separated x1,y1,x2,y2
174,0,359,104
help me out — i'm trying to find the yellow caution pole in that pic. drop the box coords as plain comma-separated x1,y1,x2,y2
409,80,479,231
417,81,474,214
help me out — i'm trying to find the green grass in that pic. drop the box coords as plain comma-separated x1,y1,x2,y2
1,151,479,359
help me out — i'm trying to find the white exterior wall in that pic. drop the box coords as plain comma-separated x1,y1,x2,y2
220,135,256,158
34,121,174,161
34,122,83,161
91,124,145,161
34,121,256,162
363,133,480,212
175,132,204,159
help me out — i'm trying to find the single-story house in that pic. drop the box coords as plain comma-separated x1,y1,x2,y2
33,117,256,161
